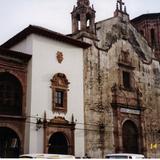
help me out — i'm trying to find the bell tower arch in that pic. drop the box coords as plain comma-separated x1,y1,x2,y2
71,0,96,34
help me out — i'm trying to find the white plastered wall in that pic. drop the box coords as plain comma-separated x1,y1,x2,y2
11,34,85,157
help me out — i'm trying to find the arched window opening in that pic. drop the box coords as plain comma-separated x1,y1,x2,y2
122,120,139,153
76,14,80,30
0,127,20,158
0,72,22,115
48,132,68,155
140,30,144,36
86,13,91,27
86,19,90,27
78,21,81,31
151,28,156,46
51,73,69,113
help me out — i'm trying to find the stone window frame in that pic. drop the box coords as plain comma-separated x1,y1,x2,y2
118,49,135,91
118,66,135,91
51,73,69,113
122,70,131,89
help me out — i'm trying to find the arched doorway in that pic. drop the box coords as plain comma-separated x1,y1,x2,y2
122,120,139,153
48,132,68,155
0,127,20,158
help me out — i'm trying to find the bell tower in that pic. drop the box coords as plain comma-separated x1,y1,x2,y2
114,0,129,21
71,0,96,35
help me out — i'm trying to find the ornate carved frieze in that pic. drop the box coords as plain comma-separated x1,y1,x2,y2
118,49,134,69
111,83,142,108
50,116,69,124
51,73,69,89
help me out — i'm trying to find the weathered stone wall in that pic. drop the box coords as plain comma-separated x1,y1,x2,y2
83,16,160,158
82,37,114,158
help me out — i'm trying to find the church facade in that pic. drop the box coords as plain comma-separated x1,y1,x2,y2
0,25,90,157
71,0,160,158
0,0,160,158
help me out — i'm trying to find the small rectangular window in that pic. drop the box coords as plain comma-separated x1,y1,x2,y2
51,73,68,113
55,90,64,107
123,71,131,89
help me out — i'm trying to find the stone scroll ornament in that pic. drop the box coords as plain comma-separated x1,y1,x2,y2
56,51,64,63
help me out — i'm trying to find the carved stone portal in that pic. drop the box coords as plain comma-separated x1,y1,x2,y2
44,116,75,155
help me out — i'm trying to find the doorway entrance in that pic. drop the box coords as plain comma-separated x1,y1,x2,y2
0,127,20,158
122,120,139,153
48,132,68,154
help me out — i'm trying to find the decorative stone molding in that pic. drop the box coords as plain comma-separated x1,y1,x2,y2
118,49,134,68
50,116,69,124
43,116,75,155
51,73,69,113
56,51,63,64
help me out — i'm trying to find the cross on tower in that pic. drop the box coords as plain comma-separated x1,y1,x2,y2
77,0,90,6
117,0,125,11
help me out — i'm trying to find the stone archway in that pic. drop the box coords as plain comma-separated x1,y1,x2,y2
48,132,68,155
0,127,21,158
0,72,23,116
122,120,139,153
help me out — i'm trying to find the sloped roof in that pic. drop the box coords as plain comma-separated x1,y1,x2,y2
131,13,160,23
1,25,91,49
96,16,153,61
0,47,31,63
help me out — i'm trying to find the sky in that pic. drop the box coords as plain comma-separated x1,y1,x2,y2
0,0,160,45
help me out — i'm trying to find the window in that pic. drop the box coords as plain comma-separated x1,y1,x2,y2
123,71,131,89
51,73,69,113
151,28,156,46
140,30,144,36
118,49,135,91
55,90,64,108
76,14,80,31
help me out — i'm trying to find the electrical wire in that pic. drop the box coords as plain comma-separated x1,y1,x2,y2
25,115,114,128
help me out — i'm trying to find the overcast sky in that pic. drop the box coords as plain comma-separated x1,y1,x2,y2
0,0,160,45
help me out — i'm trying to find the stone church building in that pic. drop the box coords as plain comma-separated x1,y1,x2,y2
0,0,160,158
131,13,160,60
